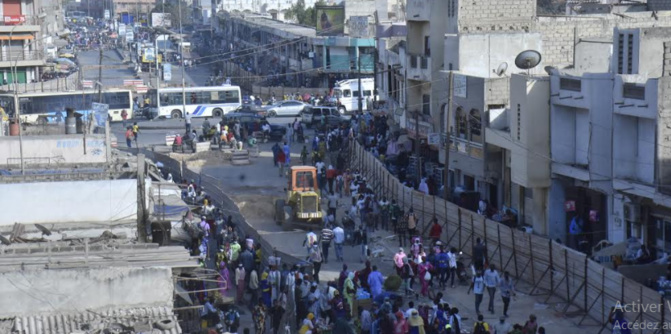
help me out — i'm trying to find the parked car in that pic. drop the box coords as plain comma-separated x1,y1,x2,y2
263,100,309,117
222,113,286,141
302,106,337,128
232,104,268,117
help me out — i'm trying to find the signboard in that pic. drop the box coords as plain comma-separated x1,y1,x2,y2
118,24,126,35
125,31,134,42
454,74,467,98
143,48,155,62
315,6,344,36
135,85,148,94
151,13,172,27
163,63,172,81
4,15,26,25
81,80,94,89
348,16,370,38
123,79,144,86
91,103,109,127
104,10,110,20
427,133,441,146
406,117,433,138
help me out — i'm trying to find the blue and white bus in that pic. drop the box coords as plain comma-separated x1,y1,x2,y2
147,85,242,119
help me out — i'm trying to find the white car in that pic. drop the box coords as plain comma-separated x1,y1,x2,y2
264,100,309,117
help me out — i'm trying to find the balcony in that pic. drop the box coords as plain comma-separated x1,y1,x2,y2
406,0,431,21
0,50,45,68
407,53,431,82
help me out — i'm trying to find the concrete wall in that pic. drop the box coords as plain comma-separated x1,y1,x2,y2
0,179,137,226
657,76,671,196
0,267,173,317
458,0,536,23
0,135,107,167
453,32,543,78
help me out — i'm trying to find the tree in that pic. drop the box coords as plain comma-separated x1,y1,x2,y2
285,0,325,27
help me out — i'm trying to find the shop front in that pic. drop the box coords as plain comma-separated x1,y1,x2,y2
404,115,442,194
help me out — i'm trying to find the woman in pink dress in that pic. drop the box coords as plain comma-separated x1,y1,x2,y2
218,261,231,295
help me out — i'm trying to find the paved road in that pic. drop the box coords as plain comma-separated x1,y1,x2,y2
78,49,135,87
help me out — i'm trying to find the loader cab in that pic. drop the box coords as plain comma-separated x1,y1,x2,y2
289,166,318,192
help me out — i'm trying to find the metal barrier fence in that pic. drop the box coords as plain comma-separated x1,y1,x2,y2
349,141,665,334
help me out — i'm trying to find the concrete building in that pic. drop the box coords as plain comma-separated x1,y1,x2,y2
218,0,319,15
544,26,671,251
0,0,51,85
485,74,551,234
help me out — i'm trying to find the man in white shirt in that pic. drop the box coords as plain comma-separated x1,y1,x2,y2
404,301,417,319
333,225,345,262
484,265,500,314
315,160,325,175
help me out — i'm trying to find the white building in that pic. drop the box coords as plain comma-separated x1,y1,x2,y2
546,26,671,251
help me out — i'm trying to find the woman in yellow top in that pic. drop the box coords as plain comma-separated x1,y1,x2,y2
298,313,315,334
343,272,356,317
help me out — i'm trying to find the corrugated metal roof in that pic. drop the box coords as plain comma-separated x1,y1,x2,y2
13,306,181,334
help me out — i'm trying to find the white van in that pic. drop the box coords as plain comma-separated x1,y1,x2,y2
333,77,374,115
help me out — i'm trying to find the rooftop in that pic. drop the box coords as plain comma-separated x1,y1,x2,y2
229,15,317,38
10,306,181,334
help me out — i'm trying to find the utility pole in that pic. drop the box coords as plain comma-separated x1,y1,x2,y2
178,0,186,118
357,54,362,114
444,71,453,199
373,11,379,107
415,110,420,186
97,47,103,103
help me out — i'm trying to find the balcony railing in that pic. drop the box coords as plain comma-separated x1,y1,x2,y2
409,54,429,69
0,50,43,62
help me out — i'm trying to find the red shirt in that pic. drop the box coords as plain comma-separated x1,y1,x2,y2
326,169,337,179
429,223,442,239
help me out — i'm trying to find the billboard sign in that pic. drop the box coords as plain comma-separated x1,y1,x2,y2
315,6,344,36
143,48,155,62
125,31,134,42
348,16,370,38
104,10,110,20
4,15,26,25
118,24,126,35
151,13,172,27
163,63,172,81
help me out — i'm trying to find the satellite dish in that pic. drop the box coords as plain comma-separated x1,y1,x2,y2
515,50,542,70
493,62,508,77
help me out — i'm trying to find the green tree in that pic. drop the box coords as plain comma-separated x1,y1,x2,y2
285,0,325,27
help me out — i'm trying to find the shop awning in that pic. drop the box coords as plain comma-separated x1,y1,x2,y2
0,34,34,40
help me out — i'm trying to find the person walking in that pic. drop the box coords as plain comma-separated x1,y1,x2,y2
121,109,128,128
303,229,318,256
484,264,500,314
333,224,345,262
235,264,246,305
272,142,280,167
436,245,449,288
327,191,338,220
447,247,458,288
125,126,133,148
185,112,192,132
276,148,286,177
320,224,334,264
286,123,294,146
407,208,417,241
132,122,139,145
499,271,516,318
309,244,323,283
492,315,512,334
249,268,259,307
472,238,487,270
472,314,490,334
468,270,485,315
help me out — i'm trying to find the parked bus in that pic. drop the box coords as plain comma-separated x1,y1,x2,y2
147,85,242,119
333,77,374,114
0,90,133,124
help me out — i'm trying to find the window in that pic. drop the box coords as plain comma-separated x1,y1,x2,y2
455,107,466,137
469,109,481,139
424,36,430,56
623,83,645,100
628,34,634,74
295,171,314,188
363,90,372,97
422,94,430,115
560,78,581,92
343,89,351,97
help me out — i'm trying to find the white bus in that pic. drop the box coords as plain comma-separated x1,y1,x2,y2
333,77,374,114
147,85,242,119
1,90,134,124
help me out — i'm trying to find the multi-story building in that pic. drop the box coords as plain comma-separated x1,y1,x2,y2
0,0,49,85
544,26,671,251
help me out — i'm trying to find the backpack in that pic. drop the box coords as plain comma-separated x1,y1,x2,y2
473,321,488,334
